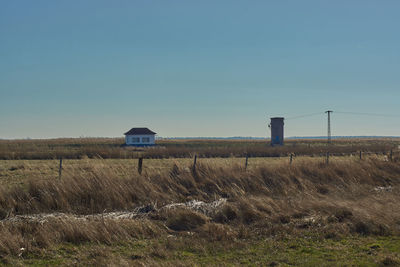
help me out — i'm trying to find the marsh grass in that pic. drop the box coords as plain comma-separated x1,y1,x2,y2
0,158,399,258
1,138,399,160
1,151,400,265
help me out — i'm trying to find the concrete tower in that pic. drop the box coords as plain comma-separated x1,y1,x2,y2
270,117,284,146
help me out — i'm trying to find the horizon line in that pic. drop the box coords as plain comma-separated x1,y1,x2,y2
2,135,400,141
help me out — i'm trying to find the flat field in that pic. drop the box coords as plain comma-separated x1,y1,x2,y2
1,138,399,159
0,139,400,266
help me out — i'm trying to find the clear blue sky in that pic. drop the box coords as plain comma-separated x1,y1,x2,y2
1,1,400,139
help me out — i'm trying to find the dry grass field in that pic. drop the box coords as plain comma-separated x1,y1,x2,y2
0,139,400,266
0,156,369,187
1,138,398,160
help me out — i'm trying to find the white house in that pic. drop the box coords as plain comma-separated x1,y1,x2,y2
124,128,156,146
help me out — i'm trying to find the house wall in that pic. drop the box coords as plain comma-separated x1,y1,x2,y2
125,134,155,145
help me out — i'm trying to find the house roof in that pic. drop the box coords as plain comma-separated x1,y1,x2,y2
124,128,157,135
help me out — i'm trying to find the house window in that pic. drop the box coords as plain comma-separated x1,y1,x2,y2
131,137,140,143
142,137,150,143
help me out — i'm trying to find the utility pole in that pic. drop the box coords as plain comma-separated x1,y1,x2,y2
325,110,333,144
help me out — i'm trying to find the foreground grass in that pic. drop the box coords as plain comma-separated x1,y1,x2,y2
1,155,400,265
4,235,400,266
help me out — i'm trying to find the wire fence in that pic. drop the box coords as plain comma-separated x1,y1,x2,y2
53,149,400,179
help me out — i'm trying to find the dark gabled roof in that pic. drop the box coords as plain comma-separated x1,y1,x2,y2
124,128,156,135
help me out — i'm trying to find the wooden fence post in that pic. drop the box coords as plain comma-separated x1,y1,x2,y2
193,155,197,173
290,153,293,165
138,157,143,174
359,151,362,160
326,152,330,165
245,155,249,170
59,158,63,179
390,149,393,162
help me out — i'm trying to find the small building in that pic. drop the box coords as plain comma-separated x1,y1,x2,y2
269,117,284,146
124,127,156,146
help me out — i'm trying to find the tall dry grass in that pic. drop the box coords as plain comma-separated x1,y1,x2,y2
0,159,397,216
1,158,400,256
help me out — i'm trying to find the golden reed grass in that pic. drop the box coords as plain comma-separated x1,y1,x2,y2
0,158,399,256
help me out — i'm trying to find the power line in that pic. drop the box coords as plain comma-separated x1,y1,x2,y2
335,111,400,118
268,110,398,140
285,112,324,120
277,111,399,121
